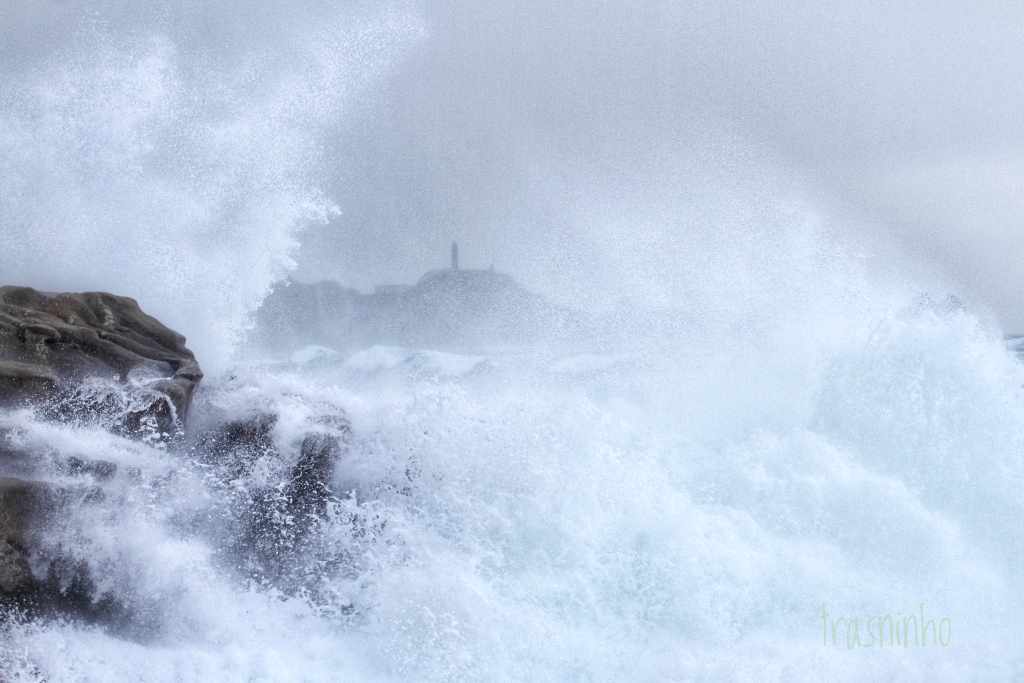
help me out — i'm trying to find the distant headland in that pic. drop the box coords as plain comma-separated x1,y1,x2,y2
249,243,585,355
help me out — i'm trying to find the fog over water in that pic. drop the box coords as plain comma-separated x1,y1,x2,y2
292,0,1024,329
2,1,1024,682
4,1,1024,333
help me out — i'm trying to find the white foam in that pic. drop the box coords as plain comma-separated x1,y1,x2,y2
549,353,624,374
7,303,1021,681
342,345,486,377
0,15,422,373
342,346,416,373
291,345,341,366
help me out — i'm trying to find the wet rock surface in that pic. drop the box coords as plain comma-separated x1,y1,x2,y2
1,407,353,635
0,477,44,595
0,286,203,436
0,476,150,637
0,287,204,629
189,412,350,595
0,285,359,638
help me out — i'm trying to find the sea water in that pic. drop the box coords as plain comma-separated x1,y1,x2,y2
3,305,1024,681
3,5,1024,682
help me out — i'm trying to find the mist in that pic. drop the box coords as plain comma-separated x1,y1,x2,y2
4,0,1022,337
0,0,422,369
5,3,1024,680
288,0,1024,330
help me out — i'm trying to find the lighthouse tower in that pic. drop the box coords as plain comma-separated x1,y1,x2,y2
451,241,459,271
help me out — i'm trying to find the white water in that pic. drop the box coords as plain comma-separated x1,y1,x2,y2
0,7,421,372
4,301,1024,681
3,5,1024,683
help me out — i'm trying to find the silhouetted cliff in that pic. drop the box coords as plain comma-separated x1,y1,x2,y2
248,268,589,355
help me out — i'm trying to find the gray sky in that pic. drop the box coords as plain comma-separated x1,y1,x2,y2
4,0,1024,331
295,0,1024,330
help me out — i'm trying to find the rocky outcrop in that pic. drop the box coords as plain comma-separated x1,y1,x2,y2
0,476,135,631
0,477,45,595
1,286,203,616
0,286,202,435
189,412,348,594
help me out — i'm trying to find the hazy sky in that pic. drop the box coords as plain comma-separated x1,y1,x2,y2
4,0,1024,331
298,0,1024,329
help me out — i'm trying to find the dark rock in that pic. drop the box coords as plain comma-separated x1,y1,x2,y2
0,477,47,595
188,412,349,594
0,477,152,638
288,431,344,515
0,362,58,404
191,413,278,480
0,426,117,483
0,289,213,637
57,457,117,481
0,478,102,603
0,286,202,435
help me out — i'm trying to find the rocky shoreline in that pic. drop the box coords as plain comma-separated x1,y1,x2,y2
0,286,346,630
0,287,203,435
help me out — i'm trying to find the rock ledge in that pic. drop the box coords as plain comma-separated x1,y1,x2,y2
0,286,202,433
